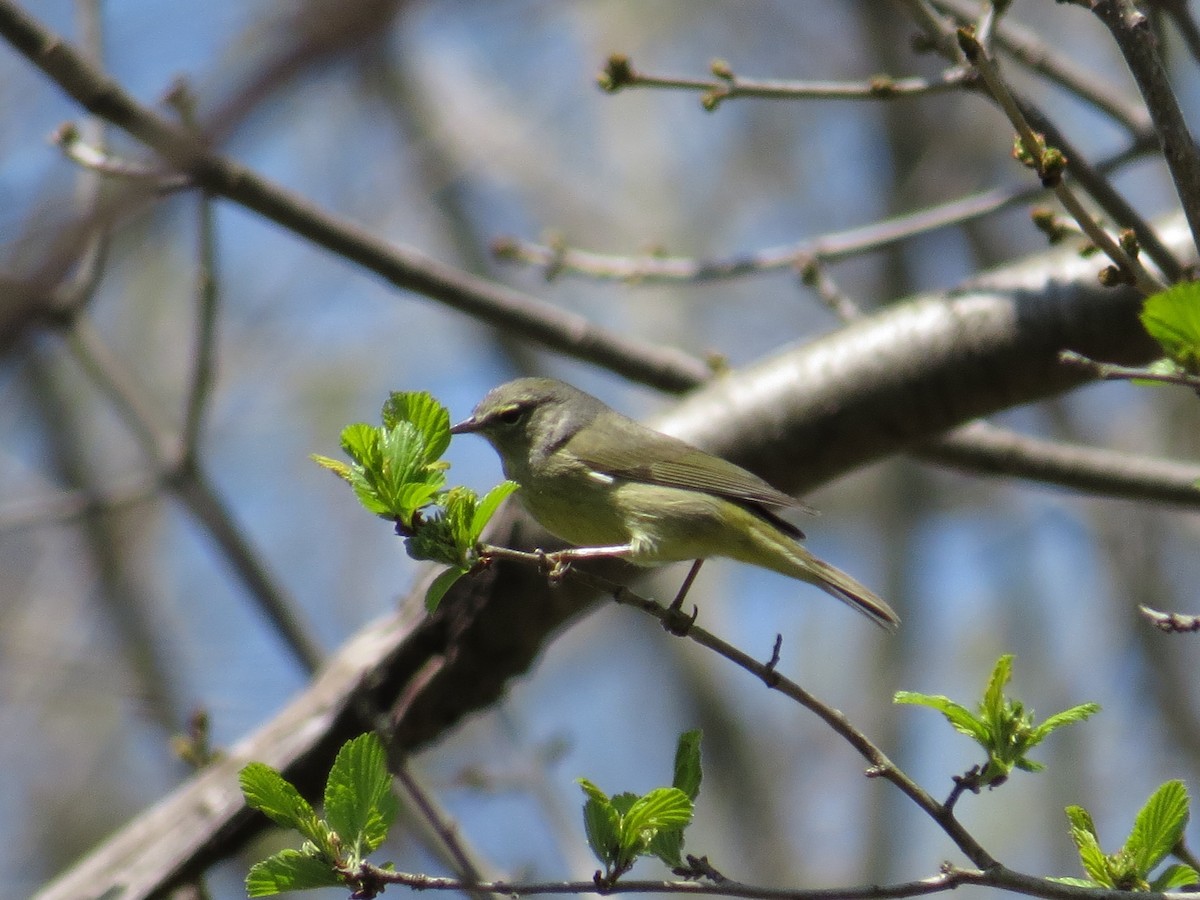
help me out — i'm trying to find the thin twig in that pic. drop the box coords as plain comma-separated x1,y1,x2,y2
1091,0,1200,260
493,139,1157,285
598,54,975,110
1059,349,1200,390
0,1,709,393
931,0,1151,134
956,27,1164,295
477,544,995,871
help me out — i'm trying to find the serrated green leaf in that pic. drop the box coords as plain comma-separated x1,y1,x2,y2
240,763,328,850
311,454,354,482
245,849,343,897
382,392,452,463
982,654,1014,724
324,734,398,859
672,730,703,801
609,791,640,817
648,826,684,869
340,423,381,468
1066,805,1111,886
425,567,466,612
621,787,693,842
579,784,620,868
577,778,610,807
471,481,518,537
894,691,988,741
1151,863,1200,891
1127,780,1190,874
1031,703,1101,741
1141,282,1200,374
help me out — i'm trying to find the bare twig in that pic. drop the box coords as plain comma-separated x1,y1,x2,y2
931,0,1151,134
0,1,708,393
598,53,975,110
1059,349,1200,390
956,27,1164,295
1091,0,1200,259
1139,604,1200,633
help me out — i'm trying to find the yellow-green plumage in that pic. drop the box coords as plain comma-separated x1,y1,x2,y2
451,377,898,630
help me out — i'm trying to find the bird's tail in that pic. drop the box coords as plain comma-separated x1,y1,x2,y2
775,542,900,631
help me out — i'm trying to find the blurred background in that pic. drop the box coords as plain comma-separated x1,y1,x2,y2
2,1,1199,897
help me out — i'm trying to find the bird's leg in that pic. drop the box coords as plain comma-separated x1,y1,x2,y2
661,559,704,635
668,559,704,612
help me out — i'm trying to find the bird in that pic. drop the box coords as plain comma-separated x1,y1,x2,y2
450,377,898,630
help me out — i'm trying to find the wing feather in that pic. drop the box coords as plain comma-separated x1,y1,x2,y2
567,417,813,538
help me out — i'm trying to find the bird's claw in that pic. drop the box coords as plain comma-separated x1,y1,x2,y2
537,549,572,584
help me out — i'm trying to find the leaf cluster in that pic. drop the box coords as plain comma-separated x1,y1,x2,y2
1140,282,1200,377
312,391,517,610
1055,781,1198,891
579,730,702,886
240,734,399,897
895,654,1098,788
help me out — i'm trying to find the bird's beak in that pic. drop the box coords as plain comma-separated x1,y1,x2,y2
449,416,481,435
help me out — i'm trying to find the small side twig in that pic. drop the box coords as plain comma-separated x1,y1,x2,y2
1139,604,1200,634
1059,349,1200,390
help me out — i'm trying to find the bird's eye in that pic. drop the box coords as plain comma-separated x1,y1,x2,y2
496,406,525,425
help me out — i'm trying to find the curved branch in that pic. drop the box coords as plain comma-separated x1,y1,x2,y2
0,1,709,393
917,421,1200,508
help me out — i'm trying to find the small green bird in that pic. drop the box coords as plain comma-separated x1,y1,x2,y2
450,377,898,630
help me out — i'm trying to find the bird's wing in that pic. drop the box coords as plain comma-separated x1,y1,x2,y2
567,417,814,537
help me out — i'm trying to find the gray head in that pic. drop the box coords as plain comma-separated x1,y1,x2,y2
450,377,607,465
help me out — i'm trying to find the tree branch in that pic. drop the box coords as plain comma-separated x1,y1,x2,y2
0,1,709,393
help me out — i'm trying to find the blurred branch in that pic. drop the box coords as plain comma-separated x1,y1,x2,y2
916,420,1200,508
490,147,1148,284
1060,349,1200,390
955,28,1161,293
597,53,975,110
931,0,1150,133
0,0,709,393
66,318,324,672
182,181,219,456
910,0,1182,284
1091,0,1200,259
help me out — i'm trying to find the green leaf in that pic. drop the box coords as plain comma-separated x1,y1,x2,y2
382,391,451,463
893,691,987,741
672,730,703,800
578,779,619,868
982,654,1014,725
246,849,342,897
239,763,328,850
1127,780,1189,875
324,734,398,859
1066,805,1112,886
648,826,684,869
425,567,466,613
471,481,518,537
1141,282,1200,374
340,423,381,468
310,454,353,482
1151,863,1200,891
621,788,692,848
1031,703,1101,741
